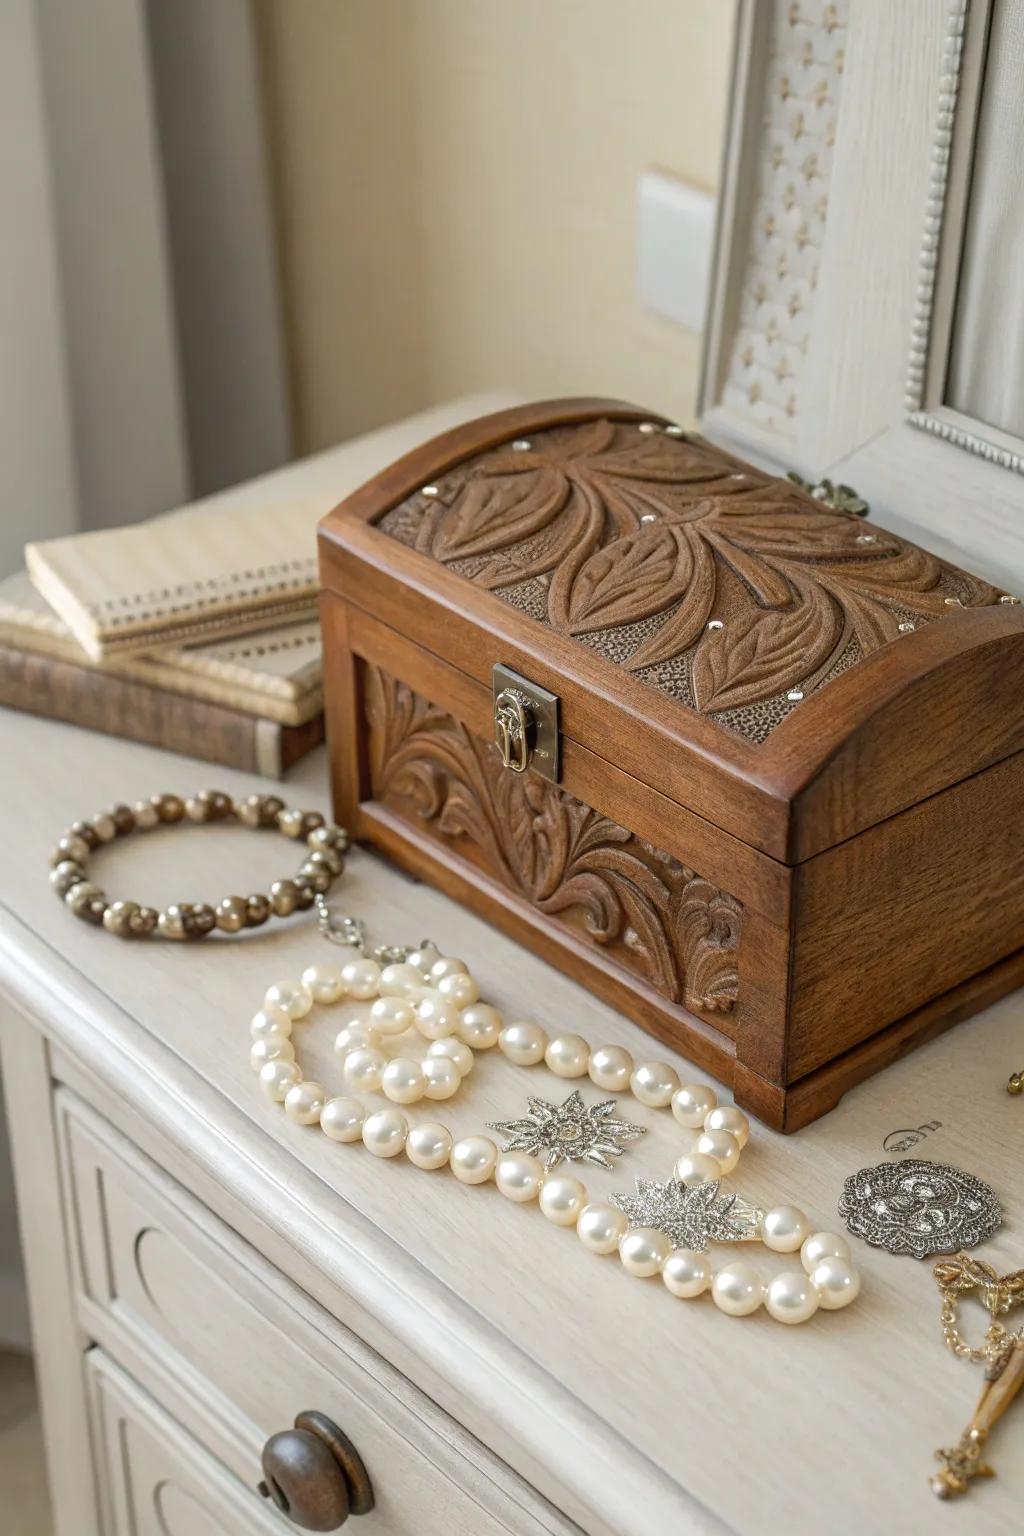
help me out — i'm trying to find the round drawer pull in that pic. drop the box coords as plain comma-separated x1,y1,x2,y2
258,1410,374,1530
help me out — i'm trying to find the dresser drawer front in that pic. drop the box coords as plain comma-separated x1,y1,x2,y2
88,1350,282,1536
59,1090,569,1536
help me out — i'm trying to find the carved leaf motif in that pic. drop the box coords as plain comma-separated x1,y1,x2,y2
691,582,838,712
365,666,742,1014
378,418,1005,741
701,527,793,608
566,525,690,634
626,528,716,670
673,880,742,1015
432,467,570,562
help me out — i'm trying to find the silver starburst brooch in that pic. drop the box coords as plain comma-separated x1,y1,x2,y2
488,1090,646,1170
611,1176,764,1253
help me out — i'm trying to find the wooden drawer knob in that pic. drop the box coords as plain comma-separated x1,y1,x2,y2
258,1410,374,1530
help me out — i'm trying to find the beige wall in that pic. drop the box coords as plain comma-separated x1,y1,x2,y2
256,0,733,456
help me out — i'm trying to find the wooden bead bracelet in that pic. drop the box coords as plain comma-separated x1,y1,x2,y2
48,790,349,939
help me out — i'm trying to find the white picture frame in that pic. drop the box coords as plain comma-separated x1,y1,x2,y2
700,0,1024,592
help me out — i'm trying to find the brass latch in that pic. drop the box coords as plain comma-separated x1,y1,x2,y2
492,664,560,782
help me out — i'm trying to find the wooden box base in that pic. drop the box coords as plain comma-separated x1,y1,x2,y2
322,614,1024,1131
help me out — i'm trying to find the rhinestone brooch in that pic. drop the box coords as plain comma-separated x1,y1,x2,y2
838,1159,1002,1259
488,1089,646,1170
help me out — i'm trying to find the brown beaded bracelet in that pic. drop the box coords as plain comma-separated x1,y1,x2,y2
48,790,349,940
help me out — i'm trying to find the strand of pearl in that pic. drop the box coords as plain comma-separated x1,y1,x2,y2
251,948,860,1323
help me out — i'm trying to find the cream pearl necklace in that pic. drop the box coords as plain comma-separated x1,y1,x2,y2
252,933,860,1324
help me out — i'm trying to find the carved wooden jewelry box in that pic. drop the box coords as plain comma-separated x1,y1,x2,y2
318,398,1024,1130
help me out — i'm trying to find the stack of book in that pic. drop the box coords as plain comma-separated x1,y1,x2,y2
2,494,329,776
2,397,520,774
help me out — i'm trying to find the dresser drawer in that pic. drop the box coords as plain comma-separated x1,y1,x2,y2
87,1350,283,1536
57,1089,572,1536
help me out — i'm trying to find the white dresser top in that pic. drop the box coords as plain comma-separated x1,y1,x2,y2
2,410,1022,1536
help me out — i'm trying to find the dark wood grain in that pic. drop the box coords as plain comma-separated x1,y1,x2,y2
318,397,1024,1130
785,748,1024,1080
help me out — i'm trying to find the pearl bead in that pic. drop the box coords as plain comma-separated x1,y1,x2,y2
415,995,461,1040
704,1105,750,1149
539,1175,588,1226
379,962,424,997
695,1128,741,1174
810,1256,861,1311
53,833,90,865
250,1006,292,1043
342,1047,386,1093
216,895,248,933
498,1021,548,1066
427,1038,473,1077
544,1034,590,1078
319,1097,365,1142
576,1203,627,1254
662,1249,712,1298
369,996,416,1036
333,1023,380,1058
495,1152,545,1202
762,1206,810,1254
429,956,468,983
362,1109,408,1158
259,1059,302,1101
381,1058,426,1104
91,812,117,842
406,944,441,975
619,1227,671,1277
133,799,159,829
406,1122,453,1170
765,1270,820,1325
588,1045,633,1092
284,1080,327,1126
630,1061,680,1107
458,1004,503,1050
264,980,313,1020
300,963,344,1005
712,1262,764,1316
250,1037,295,1072
437,971,480,1010
671,1082,718,1128
421,1056,461,1100
675,1152,722,1186
340,958,381,999
450,1136,498,1184
800,1231,851,1272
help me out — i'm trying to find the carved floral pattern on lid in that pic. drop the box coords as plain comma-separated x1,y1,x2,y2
377,419,1001,744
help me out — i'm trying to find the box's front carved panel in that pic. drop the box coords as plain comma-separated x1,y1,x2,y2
364,664,742,1016
378,419,1002,743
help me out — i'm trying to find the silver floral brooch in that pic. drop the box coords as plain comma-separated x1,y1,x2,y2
488,1089,646,1170
611,1176,763,1253
838,1158,1002,1259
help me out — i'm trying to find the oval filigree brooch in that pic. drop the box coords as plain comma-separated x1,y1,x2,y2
838,1159,1002,1259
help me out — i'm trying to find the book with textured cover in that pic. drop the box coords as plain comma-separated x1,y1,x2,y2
0,643,324,777
0,572,322,726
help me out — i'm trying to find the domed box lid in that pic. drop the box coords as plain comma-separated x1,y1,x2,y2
319,398,1024,864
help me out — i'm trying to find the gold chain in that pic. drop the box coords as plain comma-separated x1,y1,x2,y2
931,1253,1024,1498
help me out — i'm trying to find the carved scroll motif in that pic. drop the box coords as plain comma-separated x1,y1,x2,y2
378,420,1002,743
364,665,741,1016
